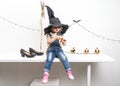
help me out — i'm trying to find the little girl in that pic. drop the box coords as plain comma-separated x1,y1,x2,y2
41,18,74,83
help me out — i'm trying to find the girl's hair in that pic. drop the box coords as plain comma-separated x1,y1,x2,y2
44,26,52,35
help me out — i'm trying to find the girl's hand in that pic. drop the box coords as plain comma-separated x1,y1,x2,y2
60,38,66,46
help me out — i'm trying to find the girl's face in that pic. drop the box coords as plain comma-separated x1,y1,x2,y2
51,26,62,33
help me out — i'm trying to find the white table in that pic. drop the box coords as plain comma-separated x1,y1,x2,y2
0,52,115,86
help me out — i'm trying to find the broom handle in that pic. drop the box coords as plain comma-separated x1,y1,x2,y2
40,14,42,51
40,0,44,51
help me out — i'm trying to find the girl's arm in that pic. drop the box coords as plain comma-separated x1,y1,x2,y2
46,33,60,45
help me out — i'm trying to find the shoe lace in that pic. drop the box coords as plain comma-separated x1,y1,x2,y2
43,73,49,79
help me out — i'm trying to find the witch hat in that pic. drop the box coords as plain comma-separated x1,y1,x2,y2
45,5,55,19
44,6,69,35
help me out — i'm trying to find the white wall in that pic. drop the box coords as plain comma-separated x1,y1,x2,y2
0,0,120,86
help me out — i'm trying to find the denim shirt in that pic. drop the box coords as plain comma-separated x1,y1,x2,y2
47,39,63,52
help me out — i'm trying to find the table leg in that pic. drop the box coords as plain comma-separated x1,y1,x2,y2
87,63,91,86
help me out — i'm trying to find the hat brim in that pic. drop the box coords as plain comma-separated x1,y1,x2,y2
44,24,69,35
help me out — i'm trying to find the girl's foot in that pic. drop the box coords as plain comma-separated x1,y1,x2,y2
41,72,49,84
66,70,74,80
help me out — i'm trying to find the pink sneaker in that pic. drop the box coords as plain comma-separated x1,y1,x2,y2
41,72,49,84
66,70,74,80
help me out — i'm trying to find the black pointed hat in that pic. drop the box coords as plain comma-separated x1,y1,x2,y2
44,6,69,35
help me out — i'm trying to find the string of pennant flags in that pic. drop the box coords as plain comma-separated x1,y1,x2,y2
0,16,77,32
0,15,120,43
73,20,120,43
0,16,40,31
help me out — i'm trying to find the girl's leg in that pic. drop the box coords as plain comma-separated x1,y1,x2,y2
57,52,74,79
42,52,55,83
57,51,71,71
43,52,55,72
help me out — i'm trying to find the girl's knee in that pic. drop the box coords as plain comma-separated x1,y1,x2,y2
61,57,68,62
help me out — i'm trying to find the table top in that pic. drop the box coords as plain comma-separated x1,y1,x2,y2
0,52,115,62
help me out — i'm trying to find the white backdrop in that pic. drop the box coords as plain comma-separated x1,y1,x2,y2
0,0,120,52
0,0,120,86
